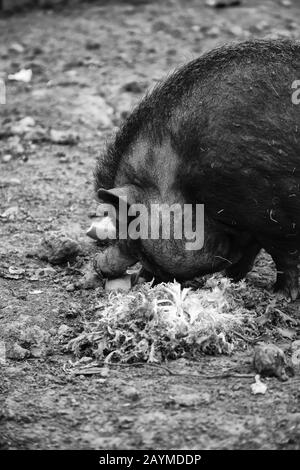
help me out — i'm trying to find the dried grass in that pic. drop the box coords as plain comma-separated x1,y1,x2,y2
68,275,261,363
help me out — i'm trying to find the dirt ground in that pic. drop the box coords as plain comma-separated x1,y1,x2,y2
1,0,300,450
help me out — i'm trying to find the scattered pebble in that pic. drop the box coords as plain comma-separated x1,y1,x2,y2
0,206,19,220
0,178,21,187
8,68,32,83
251,374,267,395
123,386,140,401
9,43,25,54
66,283,76,292
8,266,25,275
2,154,12,163
206,0,241,7
228,25,244,36
280,0,292,6
169,392,211,407
49,129,79,145
100,367,110,378
205,25,222,37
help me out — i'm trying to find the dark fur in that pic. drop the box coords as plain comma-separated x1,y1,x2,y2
94,39,300,297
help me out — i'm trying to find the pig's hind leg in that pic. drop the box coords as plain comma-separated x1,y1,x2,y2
272,252,300,301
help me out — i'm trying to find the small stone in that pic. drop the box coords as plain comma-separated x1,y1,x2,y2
66,283,75,292
123,386,140,401
85,40,101,50
9,43,25,54
8,69,32,83
100,367,110,378
251,375,267,395
206,25,221,37
49,129,79,145
0,206,18,220
228,25,244,36
206,0,241,7
280,0,292,6
2,154,12,163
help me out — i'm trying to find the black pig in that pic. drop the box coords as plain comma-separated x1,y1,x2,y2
94,39,300,299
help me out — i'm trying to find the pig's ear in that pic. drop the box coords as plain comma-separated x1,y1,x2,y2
96,188,130,207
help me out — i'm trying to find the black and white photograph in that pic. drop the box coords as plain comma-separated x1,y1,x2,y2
0,0,300,455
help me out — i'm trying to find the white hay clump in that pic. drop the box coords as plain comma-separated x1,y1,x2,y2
68,275,253,363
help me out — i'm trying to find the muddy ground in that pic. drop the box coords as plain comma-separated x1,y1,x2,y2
1,0,300,450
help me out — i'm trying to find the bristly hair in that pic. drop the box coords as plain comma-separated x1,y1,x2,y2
94,38,300,191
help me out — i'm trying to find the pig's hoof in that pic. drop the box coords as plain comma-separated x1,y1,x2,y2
273,271,299,301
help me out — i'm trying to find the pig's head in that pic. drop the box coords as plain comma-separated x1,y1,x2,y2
95,135,241,281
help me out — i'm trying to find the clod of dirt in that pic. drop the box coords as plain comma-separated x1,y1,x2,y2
85,39,101,50
21,325,51,358
38,231,82,265
58,324,74,338
121,80,147,94
253,343,289,380
49,129,79,145
8,343,30,360
169,392,211,407
24,126,48,142
93,244,136,278
10,117,35,135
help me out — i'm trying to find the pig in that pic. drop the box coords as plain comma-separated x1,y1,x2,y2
94,39,300,299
